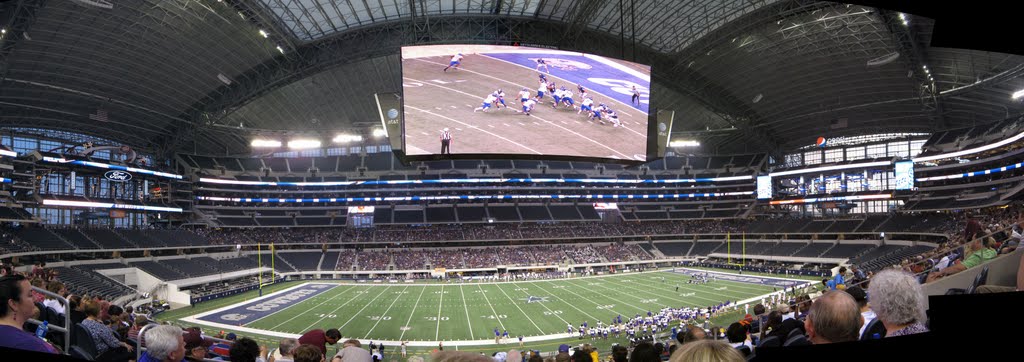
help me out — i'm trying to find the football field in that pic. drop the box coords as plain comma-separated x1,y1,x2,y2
181,269,808,350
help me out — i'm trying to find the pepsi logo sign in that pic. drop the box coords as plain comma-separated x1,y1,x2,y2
104,170,133,182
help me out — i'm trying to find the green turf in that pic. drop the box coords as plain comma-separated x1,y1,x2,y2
169,269,812,361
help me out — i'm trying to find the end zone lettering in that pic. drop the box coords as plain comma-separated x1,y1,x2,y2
247,288,319,312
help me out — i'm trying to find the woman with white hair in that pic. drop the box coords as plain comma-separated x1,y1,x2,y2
138,325,186,362
867,269,930,337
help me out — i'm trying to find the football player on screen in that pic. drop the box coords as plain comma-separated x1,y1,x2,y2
442,53,464,72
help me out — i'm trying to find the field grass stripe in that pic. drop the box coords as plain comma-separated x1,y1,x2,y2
300,286,378,332
475,284,507,331
398,285,429,342
599,276,739,306
435,285,444,340
459,285,476,340
492,283,545,335
509,282,572,327
267,285,357,330
365,285,410,338
560,279,648,312
529,281,604,321
339,286,393,330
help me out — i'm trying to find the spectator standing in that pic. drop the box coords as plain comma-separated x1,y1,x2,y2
299,328,341,356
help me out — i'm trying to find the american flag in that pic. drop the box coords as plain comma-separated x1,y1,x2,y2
88,109,108,122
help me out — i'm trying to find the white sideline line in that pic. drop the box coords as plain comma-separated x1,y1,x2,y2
459,285,475,340
476,284,506,331
435,285,445,340
366,285,410,337
269,285,357,330
338,285,392,330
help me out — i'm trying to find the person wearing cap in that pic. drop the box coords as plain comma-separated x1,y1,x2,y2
184,327,214,361
440,128,452,155
555,344,571,362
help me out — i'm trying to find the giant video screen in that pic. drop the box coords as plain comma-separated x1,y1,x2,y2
401,45,652,163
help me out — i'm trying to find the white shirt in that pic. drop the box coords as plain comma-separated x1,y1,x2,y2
523,99,536,108
582,99,593,106
537,84,546,92
858,310,877,338
451,54,463,62
43,298,65,315
484,95,497,103
519,91,531,99
562,90,573,99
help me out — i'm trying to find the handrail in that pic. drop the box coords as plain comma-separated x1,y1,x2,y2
26,286,71,353
135,322,159,361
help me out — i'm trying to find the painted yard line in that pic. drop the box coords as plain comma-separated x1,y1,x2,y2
435,285,445,340
529,280,612,321
405,104,543,155
411,58,646,138
601,276,748,305
405,76,633,160
475,284,507,330
268,285,357,330
459,285,476,340
509,282,572,327
398,285,429,342
302,287,382,332
491,283,545,335
365,285,411,337
560,279,647,312
338,286,393,330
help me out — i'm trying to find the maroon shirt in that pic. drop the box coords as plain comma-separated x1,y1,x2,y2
299,329,328,355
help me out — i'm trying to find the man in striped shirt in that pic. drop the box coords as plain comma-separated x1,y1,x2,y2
440,128,452,155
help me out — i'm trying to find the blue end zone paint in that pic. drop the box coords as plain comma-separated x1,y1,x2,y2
198,284,337,325
668,269,805,288
481,52,650,114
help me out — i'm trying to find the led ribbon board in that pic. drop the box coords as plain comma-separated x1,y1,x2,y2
916,162,1024,182
768,194,891,205
0,177,10,183
197,191,754,203
198,175,753,187
42,199,183,213
0,149,16,157
41,157,183,180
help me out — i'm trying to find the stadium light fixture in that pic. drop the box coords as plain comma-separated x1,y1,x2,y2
258,29,269,38
1,29,6,34
333,134,363,143
251,139,282,148
288,139,322,149
372,128,387,138
669,140,700,147
1013,89,1024,100
276,45,285,54
898,13,909,26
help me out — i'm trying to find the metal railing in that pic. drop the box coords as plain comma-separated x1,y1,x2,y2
25,286,71,353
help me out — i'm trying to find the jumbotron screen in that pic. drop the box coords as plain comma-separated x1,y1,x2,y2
400,44,652,162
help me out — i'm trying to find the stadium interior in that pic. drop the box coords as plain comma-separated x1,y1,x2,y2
1,0,1022,361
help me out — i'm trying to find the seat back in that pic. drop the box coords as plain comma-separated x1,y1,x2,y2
735,345,752,357
860,318,887,340
74,324,98,359
757,336,781,348
965,272,985,294
783,334,810,346
978,265,989,285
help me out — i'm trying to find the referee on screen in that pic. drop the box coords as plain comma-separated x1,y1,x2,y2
440,128,452,155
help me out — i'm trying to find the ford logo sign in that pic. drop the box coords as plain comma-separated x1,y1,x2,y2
104,170,133,182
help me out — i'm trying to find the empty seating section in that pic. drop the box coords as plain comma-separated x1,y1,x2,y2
81,229,137,249
766,242,807,256
279,253,322,271
16,228,72,250
825,220,863,233
487,206,520,222
221,218,258,226
265,158,287,172
51,229,99,249
578,206,601,220
793,243,832,257
218,158,242,171
130,261,186,280
800,220,833,233
289,158,313,172
820,244,873,259
457,206,487,222
258,218,295,227
393,210,425,224
548,206,581,220
53,267,135,300
373,208,393,224
426,208,456,223
689,242,722,256
0,207,33,220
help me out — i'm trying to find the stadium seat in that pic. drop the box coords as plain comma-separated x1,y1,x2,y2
73,324,98,360
861,318,887,340
783,334,810,347
756,335,781,348
945,268,987,295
